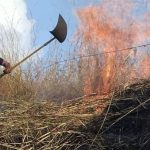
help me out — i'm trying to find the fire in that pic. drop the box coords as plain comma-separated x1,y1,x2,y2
76,0,150,95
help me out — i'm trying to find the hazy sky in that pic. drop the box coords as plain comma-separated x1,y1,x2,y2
0,0,149,57
25,0,100,51
0,0,99,61
0,0,34,51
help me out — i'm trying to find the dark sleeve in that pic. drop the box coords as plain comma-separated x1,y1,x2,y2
0,57,4,65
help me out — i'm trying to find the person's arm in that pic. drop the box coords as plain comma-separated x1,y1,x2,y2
0,58,11,74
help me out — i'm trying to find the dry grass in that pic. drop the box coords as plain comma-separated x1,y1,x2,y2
1,79,150,149
0,95,105,150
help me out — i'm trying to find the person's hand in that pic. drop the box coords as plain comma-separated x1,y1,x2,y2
3,62,12,74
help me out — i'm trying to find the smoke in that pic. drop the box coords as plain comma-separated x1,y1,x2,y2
76,0,150,95
0,0,34,61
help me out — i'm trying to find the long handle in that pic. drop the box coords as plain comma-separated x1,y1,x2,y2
0,37,55,78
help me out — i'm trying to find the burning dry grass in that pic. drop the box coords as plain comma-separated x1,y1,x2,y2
0,79,150,149
76,0,150,95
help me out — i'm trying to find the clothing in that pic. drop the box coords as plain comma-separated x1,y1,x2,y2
0,57,4,66
0,58,11,74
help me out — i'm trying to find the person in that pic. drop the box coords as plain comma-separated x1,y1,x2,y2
0,57,11,74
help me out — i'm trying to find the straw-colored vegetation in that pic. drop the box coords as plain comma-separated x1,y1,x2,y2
1,77,150,149
0,96,100,150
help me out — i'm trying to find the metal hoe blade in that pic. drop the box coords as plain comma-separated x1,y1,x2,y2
50,14,67,43
0,14,67,78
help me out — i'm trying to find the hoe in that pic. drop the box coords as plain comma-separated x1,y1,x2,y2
0,14,67,78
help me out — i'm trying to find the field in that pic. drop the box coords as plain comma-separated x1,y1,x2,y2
0,79,150,150
1,1,150,149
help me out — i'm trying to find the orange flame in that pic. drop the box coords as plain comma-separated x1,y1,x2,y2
76,0,150,95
